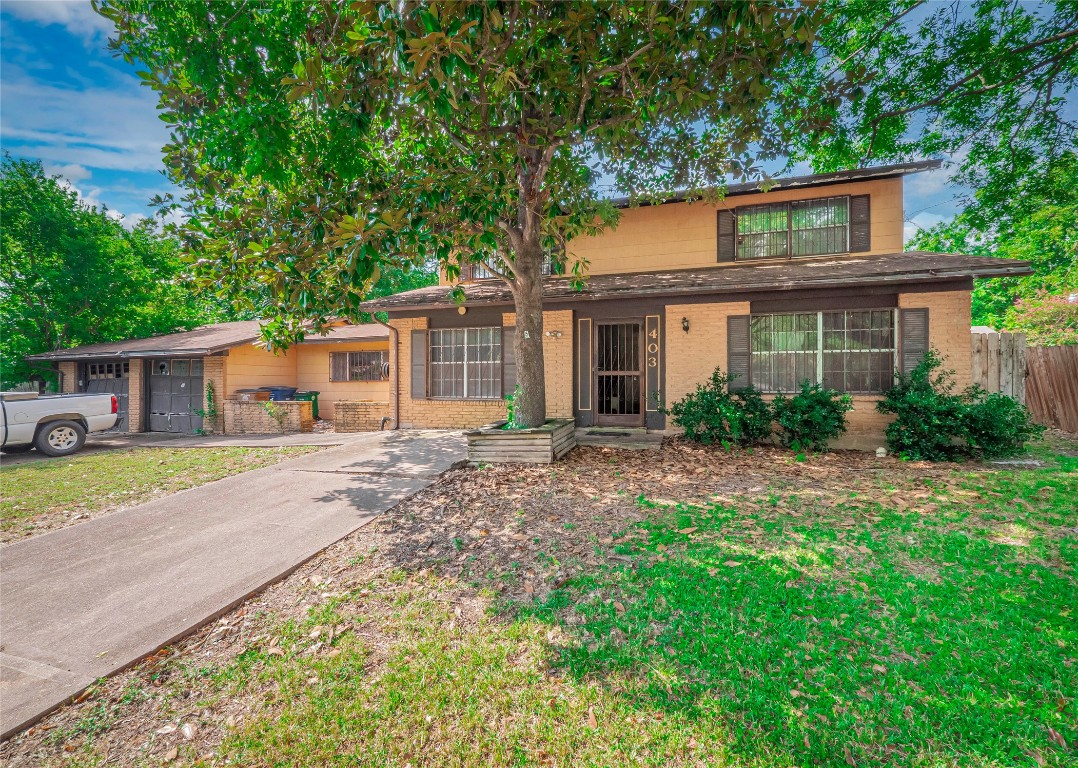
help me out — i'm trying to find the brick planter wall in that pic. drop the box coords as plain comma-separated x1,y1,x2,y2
223,400,313,434
334,401,390,432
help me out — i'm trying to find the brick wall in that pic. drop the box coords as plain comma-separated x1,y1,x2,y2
389,309,573,429
900,289,973,389
664,301,751,406
58,361,77,393
201,356,226,434
223,399,313,434
127,361,143,432
335,401,390,431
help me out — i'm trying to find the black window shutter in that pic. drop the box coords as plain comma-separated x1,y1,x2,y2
717,210,736,262
501,326,517,397
727,315,750,390
900,308,929,375
410,329,428,399
329,352,348,382
850,195,871,252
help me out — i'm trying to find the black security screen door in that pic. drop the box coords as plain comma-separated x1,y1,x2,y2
596,322,643,426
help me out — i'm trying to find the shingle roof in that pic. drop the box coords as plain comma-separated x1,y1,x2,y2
27,321,387,361
360,252,1032,312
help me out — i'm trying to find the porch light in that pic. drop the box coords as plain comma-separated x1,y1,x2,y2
681,317,690,333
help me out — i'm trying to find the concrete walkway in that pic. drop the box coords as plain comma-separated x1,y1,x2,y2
0,430,466,739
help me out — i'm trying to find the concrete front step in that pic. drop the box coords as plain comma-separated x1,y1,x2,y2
575,428,664,450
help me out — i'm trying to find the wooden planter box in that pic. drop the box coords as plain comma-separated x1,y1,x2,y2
465,418,577,464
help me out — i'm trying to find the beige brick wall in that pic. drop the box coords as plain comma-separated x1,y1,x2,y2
335,400,390,432
389,309,572,428
570,178,903,277
202,356,226,434
664,301,751,406
900,289,973,390
541,310,574,419
223,399,312,434
58,361,77,393
127,361,143,432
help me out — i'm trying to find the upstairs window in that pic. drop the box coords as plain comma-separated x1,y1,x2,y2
736,196,849,260
461,247,563,281
719,194,869,262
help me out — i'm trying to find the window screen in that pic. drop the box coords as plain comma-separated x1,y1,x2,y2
736,196,851,260
750,310,896,394
428,327,502,399
329,351,387,382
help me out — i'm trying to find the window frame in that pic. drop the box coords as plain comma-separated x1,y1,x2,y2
427,326,503,400
329,350,388,382
734,195,851,262
462,247,564,281
748,308,898,394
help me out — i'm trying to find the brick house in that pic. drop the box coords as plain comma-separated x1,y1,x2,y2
28,321,390,434
360,161,1032,444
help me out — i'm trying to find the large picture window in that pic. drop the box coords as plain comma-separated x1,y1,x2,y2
750,310,896,394
429,327,502,399
737,196,849,260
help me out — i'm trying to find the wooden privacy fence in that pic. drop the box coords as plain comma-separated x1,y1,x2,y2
1025,345,1078,433
971,331,1026,401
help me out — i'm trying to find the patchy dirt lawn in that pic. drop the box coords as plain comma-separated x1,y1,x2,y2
2,438,1075,767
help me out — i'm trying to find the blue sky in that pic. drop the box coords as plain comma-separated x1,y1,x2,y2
1,0,964,238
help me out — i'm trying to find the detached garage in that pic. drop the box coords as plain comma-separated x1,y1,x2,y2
27,321,390,434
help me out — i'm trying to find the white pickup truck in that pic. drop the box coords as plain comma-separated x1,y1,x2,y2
0,391,118,457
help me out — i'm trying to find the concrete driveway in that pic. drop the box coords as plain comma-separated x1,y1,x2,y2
0,430,466,739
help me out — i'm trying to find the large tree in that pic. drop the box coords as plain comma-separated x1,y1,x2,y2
0,156,223,386
102,1,845,428
797,0,1078,213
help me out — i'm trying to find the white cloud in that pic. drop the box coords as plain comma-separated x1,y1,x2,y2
1,0,115,48
43,161,91,182
0,71,170,172
903,212,949,244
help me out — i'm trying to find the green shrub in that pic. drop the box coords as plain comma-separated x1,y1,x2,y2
962,388,1044,459
877,349,1044,461
663,368,772,447
771,381,853,451
876,350,967,461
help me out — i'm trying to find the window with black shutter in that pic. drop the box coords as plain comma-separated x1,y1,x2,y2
720,195,866,262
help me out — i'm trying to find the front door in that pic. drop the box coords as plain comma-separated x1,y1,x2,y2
595,321,644,427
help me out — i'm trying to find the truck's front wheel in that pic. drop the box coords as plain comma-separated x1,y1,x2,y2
35,420,86,457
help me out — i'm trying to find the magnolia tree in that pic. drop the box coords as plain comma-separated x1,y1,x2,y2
102,1,847,428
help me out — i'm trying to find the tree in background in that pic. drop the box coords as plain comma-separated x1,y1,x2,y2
801,0,1077,213
910,152,1077,343
103,1,846,428
0,156,227,386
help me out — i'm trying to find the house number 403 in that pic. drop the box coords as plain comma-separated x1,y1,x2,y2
647,327,659,367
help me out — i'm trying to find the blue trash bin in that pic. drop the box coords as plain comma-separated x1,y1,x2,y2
258,386,298,401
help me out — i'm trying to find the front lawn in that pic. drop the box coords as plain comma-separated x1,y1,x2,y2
0,447,319,542
2,438,1074,767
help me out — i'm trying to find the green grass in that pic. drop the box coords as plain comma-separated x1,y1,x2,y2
0,447,317,536
195,452,1076,767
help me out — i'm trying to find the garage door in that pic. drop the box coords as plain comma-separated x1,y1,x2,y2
80,360,129,432
148,358,204,433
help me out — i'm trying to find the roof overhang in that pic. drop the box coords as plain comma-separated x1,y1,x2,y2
360,252,1032,313
609,159,944,209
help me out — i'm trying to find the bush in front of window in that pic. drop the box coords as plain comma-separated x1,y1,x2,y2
771,381,853,452
878,350,1043,461
663,368,773,447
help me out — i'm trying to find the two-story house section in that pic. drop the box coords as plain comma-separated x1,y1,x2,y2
360,161,1032,444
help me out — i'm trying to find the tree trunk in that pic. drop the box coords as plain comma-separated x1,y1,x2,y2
511,235,547,429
